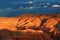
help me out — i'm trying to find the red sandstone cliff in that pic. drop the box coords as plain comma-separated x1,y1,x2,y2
0,14,60,32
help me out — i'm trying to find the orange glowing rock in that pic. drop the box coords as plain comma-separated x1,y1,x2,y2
0,14,60,34
0,17,19,31
44,18,58,32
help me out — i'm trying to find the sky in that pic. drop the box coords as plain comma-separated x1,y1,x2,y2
0,0,60,17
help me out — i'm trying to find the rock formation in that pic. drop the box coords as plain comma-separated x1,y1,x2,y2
0,14,60,40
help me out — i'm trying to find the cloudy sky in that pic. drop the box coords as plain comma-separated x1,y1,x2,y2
0,0,60,17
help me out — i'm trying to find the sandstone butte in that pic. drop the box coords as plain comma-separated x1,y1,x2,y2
0,14,60,34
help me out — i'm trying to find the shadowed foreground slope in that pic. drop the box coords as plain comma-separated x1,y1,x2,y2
0,29,52,40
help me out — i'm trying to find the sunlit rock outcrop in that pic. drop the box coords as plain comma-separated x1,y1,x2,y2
0,14,60,32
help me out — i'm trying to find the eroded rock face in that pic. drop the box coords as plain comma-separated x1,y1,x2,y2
17,14,60,32
0,14,60,32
